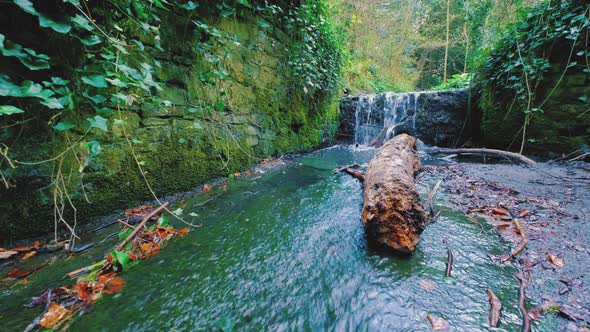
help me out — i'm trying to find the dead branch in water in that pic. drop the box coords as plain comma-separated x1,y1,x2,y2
502,218,528,263
335,164,365,183
445,246,453,277
115,202,169,251
427,179,442,221
487,289,502,327
425,147,536,165
516,273,532,332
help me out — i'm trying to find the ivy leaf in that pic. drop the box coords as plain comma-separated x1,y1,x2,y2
71,14,93,31
0,33,50,70
214,101,225,111
0,105,25,115
82,75,108,88
40,97,64,109
87,115,108,132
14,0,72,34
237,0,253,8
82,92,107,104
180,1,198,10
83,140,101,157
78,35,101,46
54,121,75,131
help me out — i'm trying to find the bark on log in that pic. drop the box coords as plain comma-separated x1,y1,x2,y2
362,134,428,254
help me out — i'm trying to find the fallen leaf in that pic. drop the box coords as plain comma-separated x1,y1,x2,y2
203,184,212,192
0,251,18,260
9,246,33,252
420,279,435,292
487,289,502,327
245,169,253,176
33,241,41,249
547,254,564,268
427,314,449,330
519,209,531,217
125,204,153,216
491,207,510,217
7,268,30,278
39,302,70,329
23,251,37,260
233,172,240,178
103,276,126,295
21,278,29,284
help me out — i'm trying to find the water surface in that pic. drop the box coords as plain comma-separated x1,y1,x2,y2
1,146,529,331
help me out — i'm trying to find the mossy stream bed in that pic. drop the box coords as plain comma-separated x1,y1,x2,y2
1,146,574,331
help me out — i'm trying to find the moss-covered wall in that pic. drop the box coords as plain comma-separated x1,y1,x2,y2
480,64,589,153
476,0,589,154
0,13,339,241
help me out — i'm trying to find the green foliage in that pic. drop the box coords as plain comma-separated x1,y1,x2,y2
283,0,343,97
478,0,588,106
475,0,589,151
434,73,472,90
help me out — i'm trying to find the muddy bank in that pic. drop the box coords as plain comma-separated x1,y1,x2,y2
420,157,590,330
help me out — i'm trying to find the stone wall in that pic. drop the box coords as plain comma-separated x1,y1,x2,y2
0,15,339,241
337,89,474,147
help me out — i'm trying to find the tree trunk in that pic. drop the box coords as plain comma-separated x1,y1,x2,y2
443,0,451,83
362,134,428,254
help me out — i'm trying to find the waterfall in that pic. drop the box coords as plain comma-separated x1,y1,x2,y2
353,92,421,146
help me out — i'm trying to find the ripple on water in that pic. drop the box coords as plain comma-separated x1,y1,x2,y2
1,146,528,331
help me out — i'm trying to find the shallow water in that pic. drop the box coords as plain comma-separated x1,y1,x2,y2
1,146,544,331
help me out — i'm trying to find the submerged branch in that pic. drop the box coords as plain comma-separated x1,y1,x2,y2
425,147,536,166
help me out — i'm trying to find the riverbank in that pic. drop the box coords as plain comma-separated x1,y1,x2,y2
420,155,590,330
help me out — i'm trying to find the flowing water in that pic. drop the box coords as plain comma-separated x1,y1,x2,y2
354,92,422,146
1,146,544,331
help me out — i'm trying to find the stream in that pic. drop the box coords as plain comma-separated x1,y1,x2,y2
1,146,567,331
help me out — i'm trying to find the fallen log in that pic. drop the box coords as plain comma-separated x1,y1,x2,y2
362,134,428,254
425,147,536,165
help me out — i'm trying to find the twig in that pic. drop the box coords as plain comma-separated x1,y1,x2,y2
427,179,442,220
487,289,502,327
515,273,532,332
503,218,528,262
335,164,365,183
114,202,169,251
446,246,453,277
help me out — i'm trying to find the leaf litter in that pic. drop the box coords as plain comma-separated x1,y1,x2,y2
23,203,190,331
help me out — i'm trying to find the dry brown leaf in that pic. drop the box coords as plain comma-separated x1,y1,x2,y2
125,205,153,216
202,184,212,192
9,246,33,252
245,169,253,176
233,172,240,178
39,302,70,329
427,314,449,330
21,278,29,284
547,254,564,268
33,241,41,249
487,289,502,327
23,251,37,260
7,268,30,278
0,251,18,260
519,209,531,217
420,279,435,292
491,207,510,216
103,276,126,295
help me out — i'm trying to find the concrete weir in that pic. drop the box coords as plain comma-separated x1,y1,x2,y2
337,88,474,147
